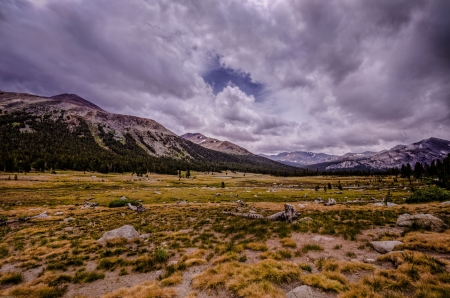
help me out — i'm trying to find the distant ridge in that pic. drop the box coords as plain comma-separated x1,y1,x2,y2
181,133,251,155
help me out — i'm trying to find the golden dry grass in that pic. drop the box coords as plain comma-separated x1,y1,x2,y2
102,281,177,298
279,238,297,248
245,242,268,251
160,272,183,286
193,259,301,298
300,273,346,292
402,231,450,253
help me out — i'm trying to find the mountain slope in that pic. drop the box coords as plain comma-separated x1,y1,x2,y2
0,90,301,175
181,133,251,155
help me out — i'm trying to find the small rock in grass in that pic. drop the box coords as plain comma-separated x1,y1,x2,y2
286,285,314,298
370,241,403,254
139,233,150,239
364,258,376,263
54,211,64,216
312,235,334,242
63,217,75,223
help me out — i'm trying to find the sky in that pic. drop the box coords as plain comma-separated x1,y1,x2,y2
1,0,449,155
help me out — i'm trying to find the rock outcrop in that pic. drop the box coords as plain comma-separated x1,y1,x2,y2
97,225,140,243
396,213,448,231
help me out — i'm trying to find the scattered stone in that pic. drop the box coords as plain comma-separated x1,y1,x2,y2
83,202,99,208
364,258,376,263
286,285,314,298
154,191,161,195
223,212,265,220
224,204,298,222
267,204,299,222
440,201,450,205
120,196,128,200
97,225,140,243
314,198,324,204
139,233,150,239
324,198,336,206
236,200,245,206
127,203,146,212
32,211,49,219
396,213,448,231
64,227,74,232
299,217,313,222
298,204,305,209
386,202,397,206
312,235,334,242
63,217,75,223
168,260,178,267
370,241,403,253
54,211,64,216
373,203,385,206
176,201,187,205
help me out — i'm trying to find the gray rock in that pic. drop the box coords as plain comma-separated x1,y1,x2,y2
324,198,336,206
299,217,313,222
127,203,146,212
97,225,140,243
267,204,299,222
287,285,314,298
440,201,450,205
397,213,448,231
63,217,75,223
139,233,150,239
54,211,64,216
370,241,403,253
31,211,49,219
364,258,376,263
120,196,128,200
312,235,334,242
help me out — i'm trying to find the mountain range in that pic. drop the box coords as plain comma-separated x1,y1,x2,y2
1,89,448,174
262,138,450,171
0,90,299,175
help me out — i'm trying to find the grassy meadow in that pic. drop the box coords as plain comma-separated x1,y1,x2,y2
0,171,449,297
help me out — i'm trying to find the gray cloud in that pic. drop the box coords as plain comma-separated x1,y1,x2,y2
0,0,449,155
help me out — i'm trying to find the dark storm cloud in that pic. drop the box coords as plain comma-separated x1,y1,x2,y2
0,0,449,154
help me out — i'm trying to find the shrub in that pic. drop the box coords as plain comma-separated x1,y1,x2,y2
301,244,324,253
0,244,9,258
245,242,268,251
0,272,24,285
73,270,105,283
406,186,450,203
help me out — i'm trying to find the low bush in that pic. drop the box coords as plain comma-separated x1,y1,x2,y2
0,272,24,285
406,186,450,203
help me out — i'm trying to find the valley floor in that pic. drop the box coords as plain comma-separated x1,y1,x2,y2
0,171,449,297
